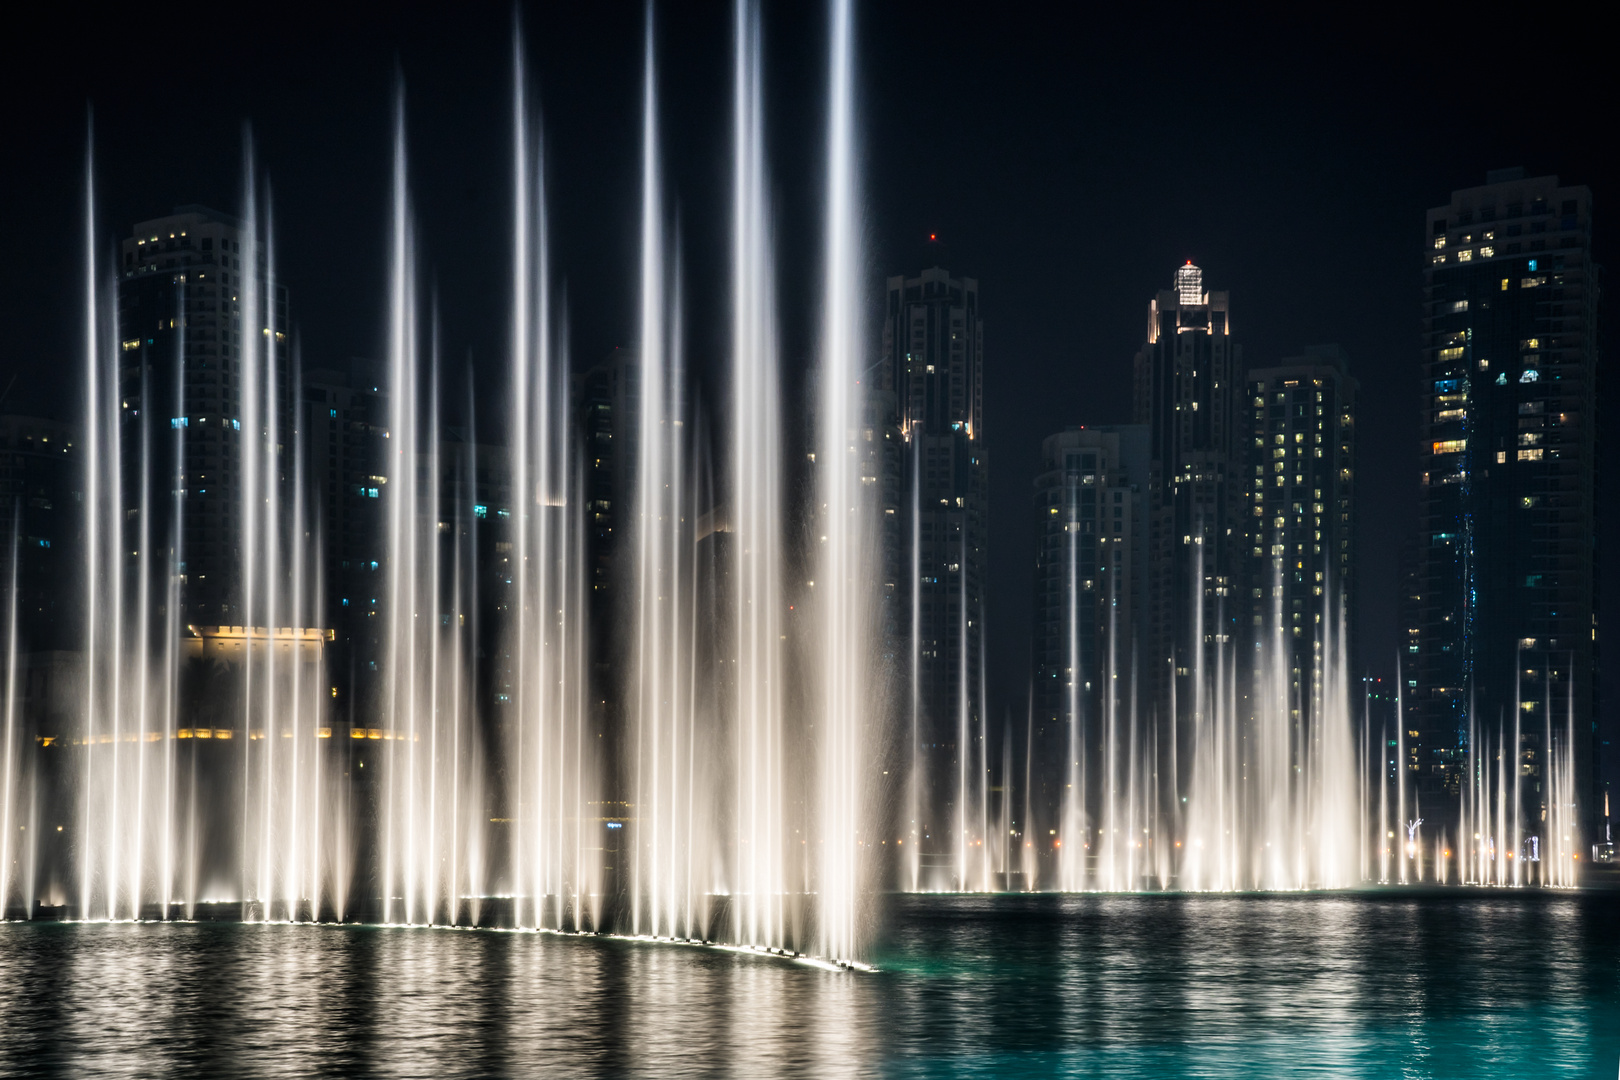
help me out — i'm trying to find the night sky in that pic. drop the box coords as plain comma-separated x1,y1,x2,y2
4,2,1614,766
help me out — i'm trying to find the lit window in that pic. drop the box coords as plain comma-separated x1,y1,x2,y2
1433,236,1446,250
1431,439,1466,455
1521,276,1547,288
1519,369,1540,384
1437,409,1465,422
1496,451,1507,464
1516,448,1544,461
1479,246,1494,257
1457,249,1473,261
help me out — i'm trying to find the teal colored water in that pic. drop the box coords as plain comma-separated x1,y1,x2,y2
1,891,1616,1077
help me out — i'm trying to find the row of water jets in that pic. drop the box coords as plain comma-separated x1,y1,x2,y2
0,2,1582,966
0,1,872,963
914,606,1581,892
902,536,1580,894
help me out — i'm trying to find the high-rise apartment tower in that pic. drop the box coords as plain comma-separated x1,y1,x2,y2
1242,346,1358,694
880,268,987,875
1413,170,1598,839
1133,263,1243,776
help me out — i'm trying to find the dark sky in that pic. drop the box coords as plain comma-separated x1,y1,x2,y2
3,2,1614,753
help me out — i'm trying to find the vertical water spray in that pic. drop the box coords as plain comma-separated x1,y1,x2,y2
1022,694,1033,886
629,14,701,941
955,505,968,889
382,91,414,924
629,17,664,939
1060,493,1081,891
906,436,921,892
509,30,533,927
161,281,186,919
731,0,786,950
1,519,17,914
79,131,100,921
237,142,260,914
816,0,865,962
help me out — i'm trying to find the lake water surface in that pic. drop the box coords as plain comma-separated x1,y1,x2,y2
2,891,1616,1077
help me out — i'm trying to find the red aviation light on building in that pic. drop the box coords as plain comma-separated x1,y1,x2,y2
929,233,937,241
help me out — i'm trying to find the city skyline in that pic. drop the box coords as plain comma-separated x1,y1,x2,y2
5,5,1615,731
3,8,1617,1078
1,200,1608,831
1,3,1614,836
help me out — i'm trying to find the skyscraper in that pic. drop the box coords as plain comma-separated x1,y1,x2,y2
1133,263,1242,775
1413,170,1598,841
301,363,389,716
0,416,79,653
880,267,987,882
1030,425,1150,848
117,205,290,623
1241,346,1358,700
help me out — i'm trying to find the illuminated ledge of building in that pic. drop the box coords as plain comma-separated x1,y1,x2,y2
43,727,342,746
347,728,423,742
181,624,333,660
39,726,435,745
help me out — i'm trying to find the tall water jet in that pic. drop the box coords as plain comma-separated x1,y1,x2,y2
79,133,100,921
730,0,786,949
381,91,417,925
626,19,706,942
508,37,596,930
816,0,867,962
905,436,921,892
1,521,17,914
631,17,667,937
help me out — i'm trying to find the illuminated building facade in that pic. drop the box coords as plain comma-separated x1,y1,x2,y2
301,364,389,713
1413,170,1598,837
881,267,987,863
117,205,290,622
1241,346,1357,705
1133,263,1242,781
0,415,79,653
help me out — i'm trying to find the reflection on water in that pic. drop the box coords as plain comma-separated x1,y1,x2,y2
2,893,1616,1078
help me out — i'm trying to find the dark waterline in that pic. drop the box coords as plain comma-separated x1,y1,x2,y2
3,892,1617,1077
